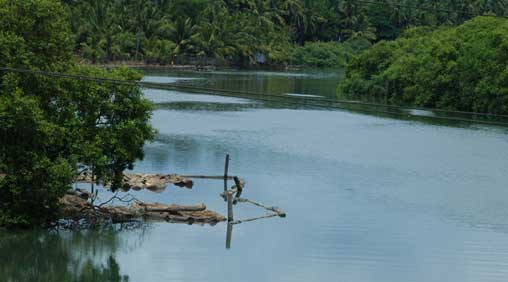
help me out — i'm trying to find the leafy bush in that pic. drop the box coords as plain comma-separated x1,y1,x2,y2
294,39,371,68
337,17,508,114
0,0,155,227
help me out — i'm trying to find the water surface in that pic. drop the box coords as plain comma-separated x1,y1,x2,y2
2,70,508,282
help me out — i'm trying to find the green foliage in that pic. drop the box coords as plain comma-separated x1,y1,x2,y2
0,0,73,68
337,17,508,114
0,0,155,227
295,42,347,67
294,39,371,68
145,39,177,64
62,0,508,66
65,66,156,190
0,87,74,226
62,0,381,66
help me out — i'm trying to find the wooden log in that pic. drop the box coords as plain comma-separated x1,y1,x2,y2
136,202,206,212
144,210,225,223
58,192,226,226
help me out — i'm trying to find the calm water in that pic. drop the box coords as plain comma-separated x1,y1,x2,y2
2,70,508,282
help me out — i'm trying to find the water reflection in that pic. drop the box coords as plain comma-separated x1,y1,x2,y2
225,223,233,249
0,224,150,282
3,69,508,282
146,69,345,99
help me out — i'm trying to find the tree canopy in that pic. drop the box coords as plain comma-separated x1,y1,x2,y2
337,16,508,114
0,0,155,227
63,0,508,66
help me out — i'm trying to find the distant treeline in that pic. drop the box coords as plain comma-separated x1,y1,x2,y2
338,17,508,114
62,0,508,66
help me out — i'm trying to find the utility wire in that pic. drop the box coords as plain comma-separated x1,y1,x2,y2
171,83,508,119
148,85,508,127
353,0,508,18
1,66,508,126
3,66,507,119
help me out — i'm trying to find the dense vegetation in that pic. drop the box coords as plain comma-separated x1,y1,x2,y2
337,16,508,114
2,0,508,227
294,39,371,67
0,0,155,227
63,0,508,66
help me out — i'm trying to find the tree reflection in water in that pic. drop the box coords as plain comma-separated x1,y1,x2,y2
0,223,151,282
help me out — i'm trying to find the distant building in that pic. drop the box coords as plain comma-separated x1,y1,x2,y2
255,53,266,64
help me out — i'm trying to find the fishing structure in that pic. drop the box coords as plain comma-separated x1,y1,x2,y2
59,154,286,238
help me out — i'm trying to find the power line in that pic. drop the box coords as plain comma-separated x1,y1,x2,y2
2,65,507,119
171,83,508,119
1,66,508,126
0,67,139,86
150,85,508,127
353,0,508,19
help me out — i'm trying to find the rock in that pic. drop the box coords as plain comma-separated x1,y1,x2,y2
144,177,167,193
75,172,193,191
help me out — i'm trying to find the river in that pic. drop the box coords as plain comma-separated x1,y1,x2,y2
2,69,508,282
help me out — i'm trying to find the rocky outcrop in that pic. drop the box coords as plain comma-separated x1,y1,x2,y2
75,172,194,192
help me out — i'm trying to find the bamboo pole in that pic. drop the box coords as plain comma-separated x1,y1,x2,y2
224,154,230,179
230,213,279,225
236,198,286,217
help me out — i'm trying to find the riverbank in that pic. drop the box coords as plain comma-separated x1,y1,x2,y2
86,61,302,72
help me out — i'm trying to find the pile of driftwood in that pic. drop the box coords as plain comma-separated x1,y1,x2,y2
76,172,194,192
59,188,225,227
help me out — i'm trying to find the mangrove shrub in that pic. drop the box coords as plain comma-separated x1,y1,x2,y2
0,0,155,227
337,17,508,114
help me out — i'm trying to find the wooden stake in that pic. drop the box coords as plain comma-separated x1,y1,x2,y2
224,154,230,179
231,213,279,225
227,191,234,222
236,197,286,217
224,154,230,202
